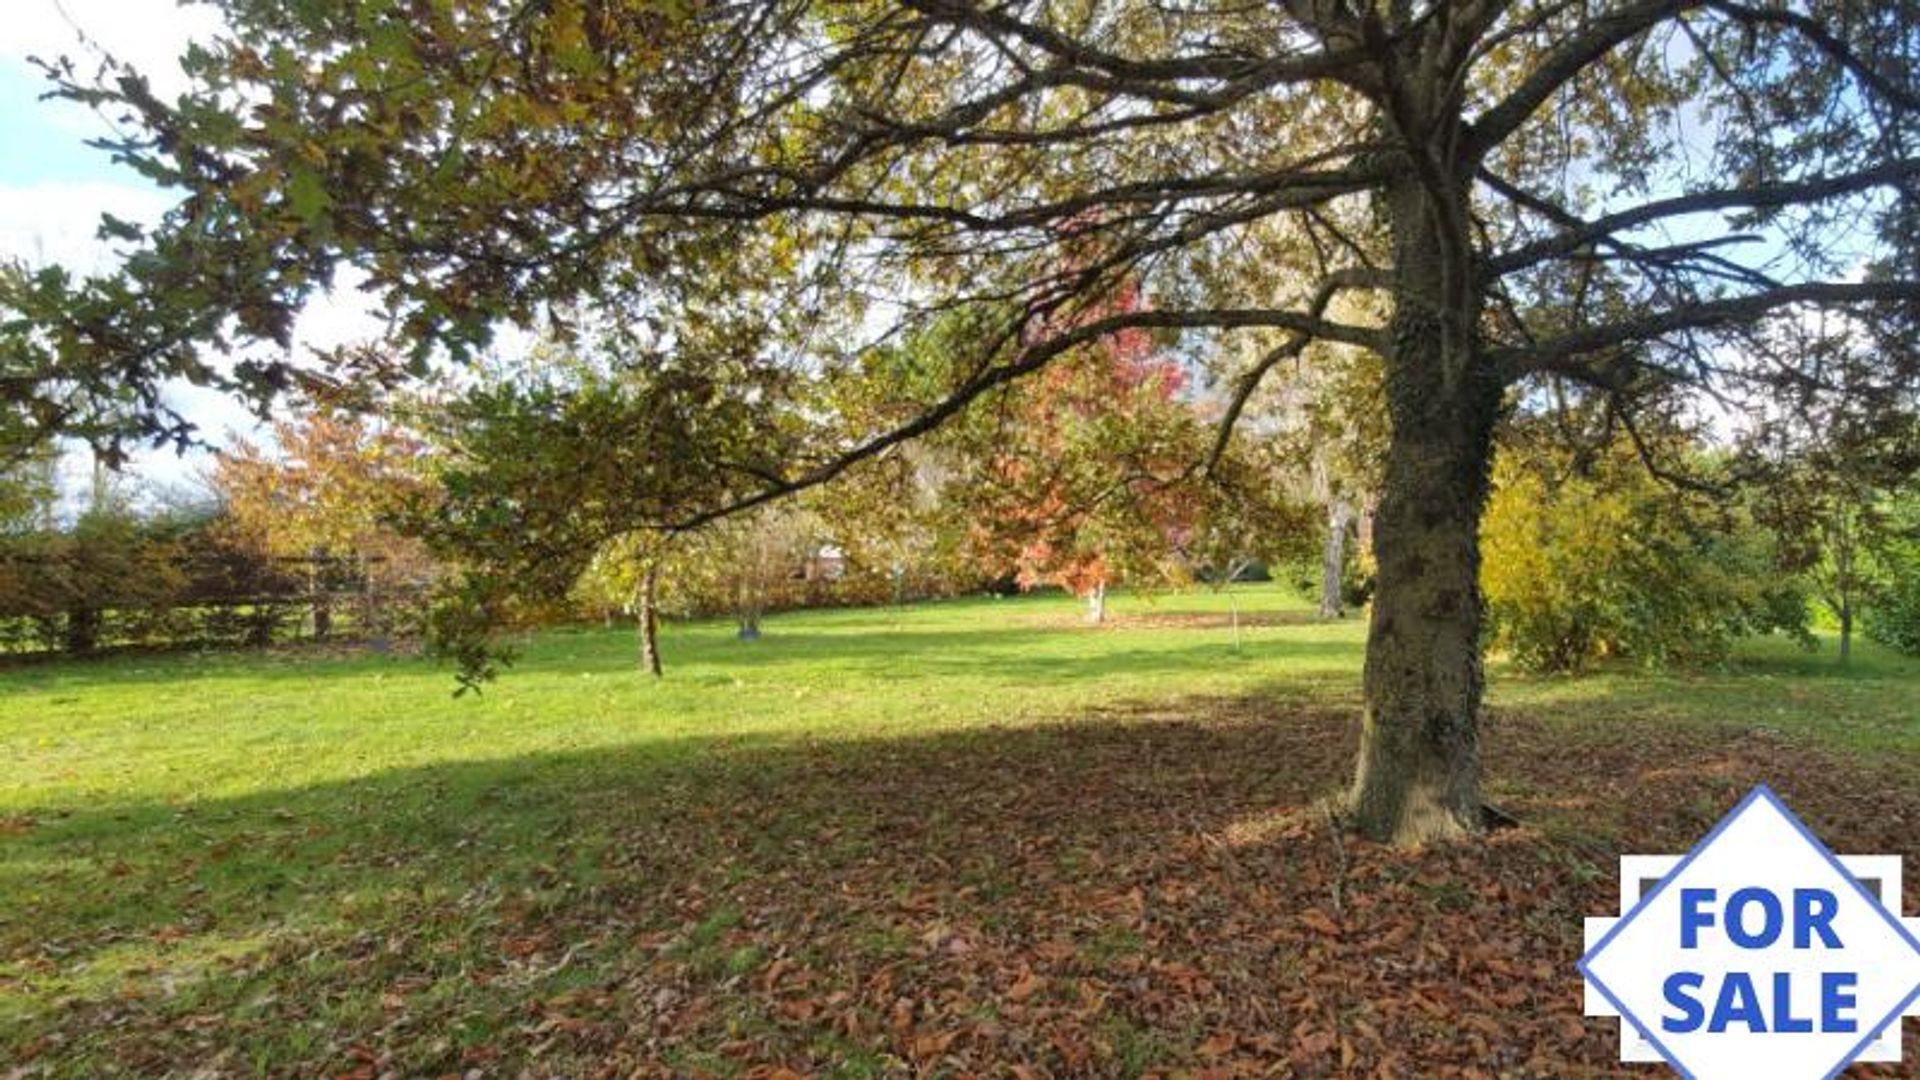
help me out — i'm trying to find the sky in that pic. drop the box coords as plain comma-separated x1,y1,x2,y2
3,0,383,505
1,1,214,274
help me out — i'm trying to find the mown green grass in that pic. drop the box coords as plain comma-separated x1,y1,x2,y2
1496,631,1920,756
2,587,1359,810
1,583,1915,1070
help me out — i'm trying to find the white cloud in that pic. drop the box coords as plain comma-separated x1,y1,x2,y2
5,0,227,145
4,0,224,89
0,178,174,271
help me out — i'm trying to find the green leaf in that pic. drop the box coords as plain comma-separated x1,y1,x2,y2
285,164,332,227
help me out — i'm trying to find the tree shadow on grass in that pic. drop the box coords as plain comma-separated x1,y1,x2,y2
6,688,1917,1079
3,695,1355,957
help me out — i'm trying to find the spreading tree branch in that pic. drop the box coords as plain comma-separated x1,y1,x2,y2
1499,280,1920,380
1203,267,1387,471
1486,158,1920,275
1467,0,1692,156
668,303,1382,530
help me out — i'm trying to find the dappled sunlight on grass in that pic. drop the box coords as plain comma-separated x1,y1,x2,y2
2,586,1916,1076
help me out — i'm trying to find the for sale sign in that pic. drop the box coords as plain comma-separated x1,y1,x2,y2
1582,780,1920,1076
1581,786,1920,1079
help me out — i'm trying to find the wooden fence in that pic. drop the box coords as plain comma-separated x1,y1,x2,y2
0,550,430,658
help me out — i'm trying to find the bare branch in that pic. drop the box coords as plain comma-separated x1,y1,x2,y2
1706,1,1920,115
1485,158,1920,275
901,0,1369,98
1498,280,1920,379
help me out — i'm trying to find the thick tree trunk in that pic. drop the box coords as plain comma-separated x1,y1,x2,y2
638,565,662,678
1350,378,1497,843
1086,581,1107,625
1320,498,1353,619
1348,172,1500,845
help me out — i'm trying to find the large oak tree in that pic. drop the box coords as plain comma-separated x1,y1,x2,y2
7,0,1919,841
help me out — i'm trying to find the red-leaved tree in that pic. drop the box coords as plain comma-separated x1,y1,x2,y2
963,281,1205,623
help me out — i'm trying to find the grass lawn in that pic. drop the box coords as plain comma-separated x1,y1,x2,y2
3,583,1917,1078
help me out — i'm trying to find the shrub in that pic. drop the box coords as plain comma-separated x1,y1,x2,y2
1865,569,1920,655
1277,545,1373,610
1481,442,1810,673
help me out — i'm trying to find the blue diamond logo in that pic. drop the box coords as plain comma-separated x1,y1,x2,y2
1580,786,1920,1079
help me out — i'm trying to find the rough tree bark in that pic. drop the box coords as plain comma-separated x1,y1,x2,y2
1086,581,1107,625
1348,168,1499,845
637,564,662,677
1320,497,1353,619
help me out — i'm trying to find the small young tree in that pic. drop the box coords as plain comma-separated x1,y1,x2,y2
957,283,1206,623
1865,489,1920,656
1742,318,1920,665
410,328,803,684
573,533,678,676
1199,300,1388,618
1763,464,1906,667
716,507,815,639
1253,338,1389,619
1176,433,1320,643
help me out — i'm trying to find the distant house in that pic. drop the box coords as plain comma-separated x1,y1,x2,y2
801,543,846,583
